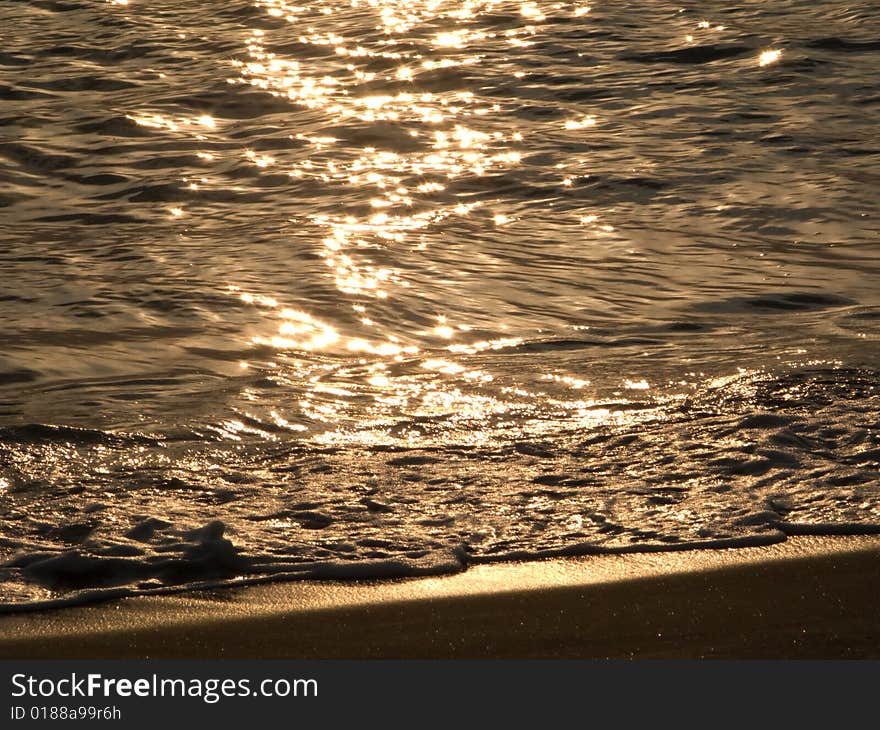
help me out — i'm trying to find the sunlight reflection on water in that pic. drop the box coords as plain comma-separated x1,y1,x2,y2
2,0,880,604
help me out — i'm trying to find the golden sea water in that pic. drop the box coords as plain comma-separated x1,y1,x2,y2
1,0,879,607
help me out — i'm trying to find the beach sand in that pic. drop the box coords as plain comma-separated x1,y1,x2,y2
1,535,878,659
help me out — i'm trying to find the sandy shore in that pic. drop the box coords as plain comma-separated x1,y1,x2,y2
1,535,879,659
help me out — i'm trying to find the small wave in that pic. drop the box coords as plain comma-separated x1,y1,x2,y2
0,143,76,173
688,292,854,315
0,423,156,446
806,37,880,52
622,44,751,64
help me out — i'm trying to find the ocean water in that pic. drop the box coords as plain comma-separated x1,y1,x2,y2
1,0,879,609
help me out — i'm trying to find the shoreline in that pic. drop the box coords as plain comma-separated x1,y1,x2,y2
1,534,879,659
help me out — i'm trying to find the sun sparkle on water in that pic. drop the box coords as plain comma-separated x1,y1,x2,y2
758,49,782,66
116,0,744,448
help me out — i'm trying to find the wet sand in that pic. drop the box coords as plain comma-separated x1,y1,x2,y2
1,535,878,659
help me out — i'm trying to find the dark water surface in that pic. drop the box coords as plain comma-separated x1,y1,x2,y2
2,0,880,607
